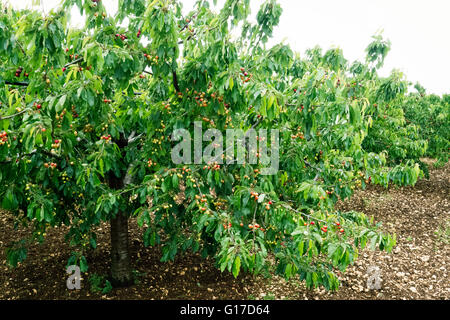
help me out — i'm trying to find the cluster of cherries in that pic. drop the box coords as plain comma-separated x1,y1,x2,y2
223,222,232,230
143,53,159,64
304,220,345,234
14,66,28,78
265,200,273,210
296,104,305,112
147,158,156,168
195,194,209,213
293,88,305,95
290,129,305,140
51,139,61,153
115,33,127,41
100,134,111,142
194,91,209,107
250,191,259,201
44,162,58,169
201,116,215,126
0,131,8,145
240,67,252,83
248,223,264,232
71,105,79,118
203,162,220,171
67,52,79,60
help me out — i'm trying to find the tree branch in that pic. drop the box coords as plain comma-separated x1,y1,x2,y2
64,57,84,68
280,203,328,223
0,147,61,164
0,109,28,120
4,81,29,87
172,71,181,93
179,10,200,33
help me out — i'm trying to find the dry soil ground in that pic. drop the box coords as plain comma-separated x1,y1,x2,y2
0,159,448,300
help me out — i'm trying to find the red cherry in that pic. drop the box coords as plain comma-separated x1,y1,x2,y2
62,67,66,72
36,104,42,109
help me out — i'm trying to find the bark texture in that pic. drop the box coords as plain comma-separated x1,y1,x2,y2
110,211,133,287
108,133,134,287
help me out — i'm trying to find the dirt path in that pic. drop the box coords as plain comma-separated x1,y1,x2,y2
0,160,448,300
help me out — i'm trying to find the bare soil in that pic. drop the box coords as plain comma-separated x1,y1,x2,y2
0,159,448,300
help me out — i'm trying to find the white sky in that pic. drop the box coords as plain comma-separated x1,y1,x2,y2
7,0,450,95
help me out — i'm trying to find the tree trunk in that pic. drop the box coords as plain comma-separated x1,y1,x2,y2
108,133,133,287
110,211,133,287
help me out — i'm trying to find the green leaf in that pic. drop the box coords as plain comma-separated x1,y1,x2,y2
171,173,178,188
90,236,97,249
232,255,241,278
56,95,67,113
298,240,305,255
80,255,88,272
267,95,275,109
39,206,45,222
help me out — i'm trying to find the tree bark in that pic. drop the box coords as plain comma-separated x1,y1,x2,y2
108,134,134,287
110,211,133,287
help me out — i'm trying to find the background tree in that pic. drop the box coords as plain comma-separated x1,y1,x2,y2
402,89,449,167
